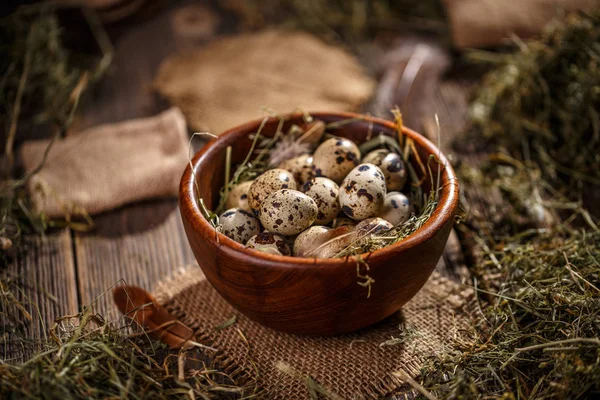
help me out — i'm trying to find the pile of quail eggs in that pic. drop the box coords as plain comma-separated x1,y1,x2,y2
218,121,413,258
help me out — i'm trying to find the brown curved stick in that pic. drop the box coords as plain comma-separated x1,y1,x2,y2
113,285,195,349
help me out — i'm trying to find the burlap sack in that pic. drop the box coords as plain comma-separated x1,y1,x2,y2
443,0,598,48
20,107,188,218
154,266,480,399
153,30,376,135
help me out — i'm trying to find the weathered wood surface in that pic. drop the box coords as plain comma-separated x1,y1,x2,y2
72,3,203,319
1,230,78,362
75,200,195,319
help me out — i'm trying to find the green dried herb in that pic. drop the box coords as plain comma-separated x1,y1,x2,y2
469,11,600,196
0,5,112,265
0,300,255,399
420,227,600,399
221,0,447,42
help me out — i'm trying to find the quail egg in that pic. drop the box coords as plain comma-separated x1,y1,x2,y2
377,191,412,226
339,163,387,220
246,231,291,256
293,226,331,257
225,180,254,211
219,208,261,244
312,138,361,183
259,189,318,236
248,168,297,212
363,149,407,191
355,217,393,237
332,216,357,228
302,177,340,225
278,154,314,185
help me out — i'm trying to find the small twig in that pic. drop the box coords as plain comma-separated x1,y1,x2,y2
392,370,437,400
5,27,33,166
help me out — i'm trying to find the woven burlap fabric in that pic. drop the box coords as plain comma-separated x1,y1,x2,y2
20,107,188,218
154,266,479,399
443,0,597,48
153,30,376,135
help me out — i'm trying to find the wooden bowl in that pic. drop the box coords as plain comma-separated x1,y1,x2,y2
179,112,459,335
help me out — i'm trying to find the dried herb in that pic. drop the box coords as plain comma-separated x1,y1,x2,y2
0,279,256,399
0,5,112,265
414,11,600,399
468,11,600,198
419,227,600,399
220,0,447,42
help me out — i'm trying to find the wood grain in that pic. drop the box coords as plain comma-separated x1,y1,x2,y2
1,230,78,362
71,1,200,320
74,200,195,319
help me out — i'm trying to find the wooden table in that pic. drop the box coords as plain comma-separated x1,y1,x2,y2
3,1,473,362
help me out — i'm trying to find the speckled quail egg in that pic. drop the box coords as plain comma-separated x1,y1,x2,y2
293,226,331,257
302,177,340,225
355,217,393,237
312,138,361,183
219,208,261,244
363,149,407,191
225,180,253,211
339,163,387,220
332,216,357,228
248,168,297,212
278,154,314,185
259,189,318,236
246,231,291,256
377,191,412,226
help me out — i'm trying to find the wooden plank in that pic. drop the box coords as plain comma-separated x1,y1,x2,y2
72,2,206,318
1,229,78,362
75,199,195,319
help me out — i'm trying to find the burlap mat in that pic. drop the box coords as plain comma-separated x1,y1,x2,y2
153,30,376,135
20,107,188,218
444,0,597,48
154,266,479,399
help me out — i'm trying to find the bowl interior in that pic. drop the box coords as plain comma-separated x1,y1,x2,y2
189,112,454,260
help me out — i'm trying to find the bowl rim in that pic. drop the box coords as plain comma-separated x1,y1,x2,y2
180,111,459,266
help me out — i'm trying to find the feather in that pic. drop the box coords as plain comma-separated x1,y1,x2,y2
113,285,195,349
268,121,325,167
305,226,357,258
372,36,450,130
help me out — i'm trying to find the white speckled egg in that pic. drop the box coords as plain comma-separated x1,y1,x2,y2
246,231,291,256
363,149,407,191
312,138,361,183
377,192,412,226
302,177,340,225
293,226,331,257
278,154,314,185
225,180,253,211
259,189,318,236
355,217,393,237
219,208,261,244
248,169,297,212
332,216,357,228
339,163,387,220
362,149,388,165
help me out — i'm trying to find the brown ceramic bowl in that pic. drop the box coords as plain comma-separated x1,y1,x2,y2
179,112,459,335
